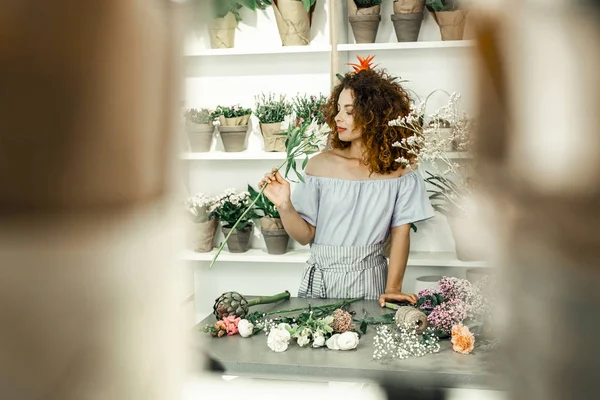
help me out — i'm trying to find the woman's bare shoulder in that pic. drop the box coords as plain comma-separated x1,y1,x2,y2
305,150,346,177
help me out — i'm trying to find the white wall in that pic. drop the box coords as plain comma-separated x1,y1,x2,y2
183,1,478,318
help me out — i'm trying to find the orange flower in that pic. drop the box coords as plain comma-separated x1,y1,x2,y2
451,324,475,355
347,55,377,72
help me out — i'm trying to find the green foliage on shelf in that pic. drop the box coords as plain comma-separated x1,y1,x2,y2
213,0,270,22
292,93,328,125
354,0,382,9
211,104,252,119
248,184,280,218
426,0,462,12
254,93,292,124
184,108,212,124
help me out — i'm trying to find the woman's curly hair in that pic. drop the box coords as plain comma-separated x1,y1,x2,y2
324,68,414,175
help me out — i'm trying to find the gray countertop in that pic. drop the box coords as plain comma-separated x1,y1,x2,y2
195,297,505,389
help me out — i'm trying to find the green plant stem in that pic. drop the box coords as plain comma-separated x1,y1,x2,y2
247,291,291,307
265,297,362,315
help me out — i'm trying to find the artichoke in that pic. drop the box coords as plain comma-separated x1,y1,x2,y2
213,290,290,319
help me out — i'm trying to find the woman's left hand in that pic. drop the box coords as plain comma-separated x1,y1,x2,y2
378,290,418,307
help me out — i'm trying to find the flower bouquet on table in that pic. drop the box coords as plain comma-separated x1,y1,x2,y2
185,193,219,252
211,188,258,253
208,116,329,268
211,104,252,152
389,91,484,261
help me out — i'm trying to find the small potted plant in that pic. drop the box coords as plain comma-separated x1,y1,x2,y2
292,93,328,150
212,188,258,253
426,0,468,41
391,0,426,42
212,105,252,152
348,0,382,44
185,193,219,252
184,108,214,152
272,0,317,46
209,0,264,48
248,184,290,254
254,93,292,152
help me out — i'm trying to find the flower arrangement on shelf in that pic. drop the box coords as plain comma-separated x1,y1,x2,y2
292,93,328,126
208,117,328,268
254,93,292,152
271,0,316,46
209,0,272,48
210,188,258,253
248,184,290,255
212,104,253,152
184,108,215,152
185,193,219,253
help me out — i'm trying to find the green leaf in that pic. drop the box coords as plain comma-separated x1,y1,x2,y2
435,294,445,304
302,156,309,170
417,297,425,307
336,73,344,81
410,223,417,233
360,320,368,335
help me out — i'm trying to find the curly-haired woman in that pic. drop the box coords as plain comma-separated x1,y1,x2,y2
259,63,434,307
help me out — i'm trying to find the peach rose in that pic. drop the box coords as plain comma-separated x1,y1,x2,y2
451,324,475,355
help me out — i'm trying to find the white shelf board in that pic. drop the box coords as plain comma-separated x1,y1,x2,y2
180,248,487,268
338,41,475,52
180,151,316,161
185,44,332,57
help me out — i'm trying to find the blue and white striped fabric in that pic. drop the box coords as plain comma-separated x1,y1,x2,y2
298,243,387,300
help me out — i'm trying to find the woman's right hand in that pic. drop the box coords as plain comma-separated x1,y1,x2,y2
258,168,291,211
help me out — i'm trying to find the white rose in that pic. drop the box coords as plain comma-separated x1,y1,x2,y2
297,335,310,347
267,328,290,353
277,323,291,331
337,331,359,350
326,334,340,350
238,319,254,338
312,332,325,348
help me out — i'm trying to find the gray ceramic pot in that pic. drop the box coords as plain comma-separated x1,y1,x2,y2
261,228,289,255
186,123,214,152
349,15,381,44
219,125,248,152
221,225,252,253
391,12,424,42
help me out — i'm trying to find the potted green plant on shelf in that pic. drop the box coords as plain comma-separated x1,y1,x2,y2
184,108,214,152
209,0,268,49
248,184,290,254
186,193,219,253
426,0,468,41
389,92,482,261
212,104,252,152
212,188,258,253
292,93,329,150
272,0,317,46
348,0,382,44
391,0,426,42
254,93,292,152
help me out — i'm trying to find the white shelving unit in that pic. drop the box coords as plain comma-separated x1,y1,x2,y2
184,0,481,317
181,248,487,268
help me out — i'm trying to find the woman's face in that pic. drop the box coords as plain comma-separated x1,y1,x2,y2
335,88,361,142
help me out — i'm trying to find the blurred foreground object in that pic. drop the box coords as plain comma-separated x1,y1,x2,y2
0,1,191,399
472,1,600,399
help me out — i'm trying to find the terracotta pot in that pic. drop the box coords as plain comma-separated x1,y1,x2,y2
208,12,237,49
391,12,423,42
260,122,286,152
272,0,315,46
221,225,252,253
219,125,248,152
393,0,426,14
262,228,289,255
432,10,468,41
191,218,218,252
186,122,213,152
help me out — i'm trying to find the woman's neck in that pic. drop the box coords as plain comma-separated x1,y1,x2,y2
347,140,365,160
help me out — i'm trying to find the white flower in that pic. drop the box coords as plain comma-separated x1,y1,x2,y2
297,335,310,347
337,331,359,350
280,112,296,131
277,323,291,331
312,332,325,348
267,328,291,352
238,319,254,338
326,334,340,350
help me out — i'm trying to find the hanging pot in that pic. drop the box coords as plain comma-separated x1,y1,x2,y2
221,225,252,253
208,12,237,49
391,12,424,42
219,126,248,152
260,122,287,152
432,10,468,41
186,122,214,152
272,0,315,46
